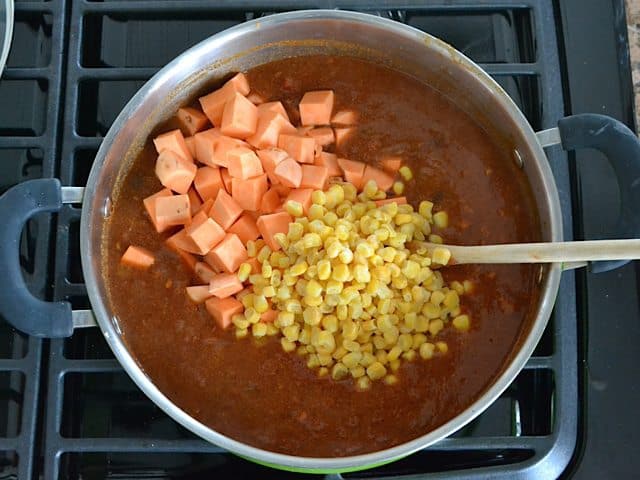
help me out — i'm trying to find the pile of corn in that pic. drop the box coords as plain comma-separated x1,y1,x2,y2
232,179,472,389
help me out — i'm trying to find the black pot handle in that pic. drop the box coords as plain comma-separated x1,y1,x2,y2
557,114,640,273
0,179,73,337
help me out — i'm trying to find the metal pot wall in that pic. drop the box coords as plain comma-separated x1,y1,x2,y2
0,10,638,473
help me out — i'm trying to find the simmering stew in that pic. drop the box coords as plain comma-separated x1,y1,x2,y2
104,55,541,457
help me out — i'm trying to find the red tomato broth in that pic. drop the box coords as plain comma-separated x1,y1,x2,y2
104,55,541,457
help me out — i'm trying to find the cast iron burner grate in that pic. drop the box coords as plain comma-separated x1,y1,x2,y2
1,1,581,479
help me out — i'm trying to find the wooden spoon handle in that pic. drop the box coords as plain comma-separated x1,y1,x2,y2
419,239,640,265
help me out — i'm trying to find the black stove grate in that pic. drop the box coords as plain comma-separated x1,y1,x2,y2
0,1,67,479
2,1,580,479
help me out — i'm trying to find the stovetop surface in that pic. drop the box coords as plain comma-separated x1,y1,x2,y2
0,1,638,479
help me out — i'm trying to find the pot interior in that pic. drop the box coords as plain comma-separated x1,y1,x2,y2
81,10,562,470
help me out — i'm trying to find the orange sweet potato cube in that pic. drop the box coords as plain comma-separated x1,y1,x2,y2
184,136,196,158
186,285,213,304
227,212,260,244
209,273,244,299
380,156,403,174
205,233,248,273
299,90,334,126
331,109,357,126
273,157,302,188
300,164,330,190
306,127,335,147
212,135,249,168
193,128,221,166
260,188,281,214
154,194,191,227
185,214,226,255
220,168,233,194
143,188,173,233
256,212,293,251
155,150,197,194
362,165,394,192
278,134,315,164
205,296,244,330
187,187,202,216
231,173,268,211
195,261,217,283
374,196,407,207
257,101,290,121
209,189,243,230
334,127,355,149
220,92,258,139
227,147,264,179
247,111,297,149
176,107,209,136
120,246,155,269
337,157,366,190
194,166,224,201
198,73,250,126
314,151,342,177
257,148,288,184
153,129,193,162
165,228,202,255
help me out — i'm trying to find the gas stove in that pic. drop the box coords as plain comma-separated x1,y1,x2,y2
0,1,638,479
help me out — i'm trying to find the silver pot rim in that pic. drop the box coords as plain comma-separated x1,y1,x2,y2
80,9,563,471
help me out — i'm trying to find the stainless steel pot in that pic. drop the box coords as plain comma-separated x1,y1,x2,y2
1,10,639,473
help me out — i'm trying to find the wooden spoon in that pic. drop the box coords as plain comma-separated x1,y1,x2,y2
413,239,640,266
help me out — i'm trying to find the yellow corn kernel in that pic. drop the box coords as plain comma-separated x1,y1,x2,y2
397,333,413,352
235,328,248,339
453,314,470,332
436,341,448,353
266,323,279,336
384,374,398,385
302,233,322,249
253,295,268,314
332,346,348,360
314,330,336,353
342,351,363,369
317,367,329,377
257,245,272,263
349,365,365,379
306,353,320,369
392,181,404,195
433,211,448,229
303,306,322,326
430,290,445,307
360,351,376,367
312,190,326,205
429,319,444,336
387,346,403,362
252,322,267,337
261,286,275,298
241,293,254,309
232,314,249,330
306,279,323,297
308,204,324,221
237,263,251,282
373,335,387,350
450,280,464,295
432,247,451,266
399,166,413,181
289,261,308,277
356,376,371,390
284,299,302,314
366,361,387,381
287,222,304,241
285,200,304,217
443,290,459,309
394,213,412,226
389,359,401,372
317,353,333,367
317,259,332,280
343,339,361,352
261,263,273,278
419,342,435,360
412,333,428,349
428,234,443,244
463,280,474,293
276,285,291,301
331,362,349,380
322,315,338,333
402,349,416,361
245,307,260,324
